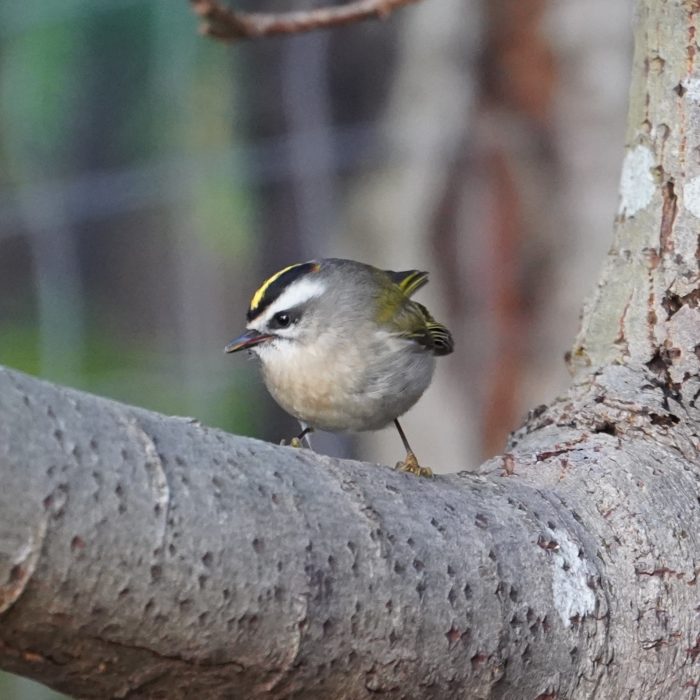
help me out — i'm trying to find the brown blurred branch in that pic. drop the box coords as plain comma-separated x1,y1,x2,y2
190,0,421,41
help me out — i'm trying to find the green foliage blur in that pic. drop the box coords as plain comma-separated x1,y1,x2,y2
0,1,260,424
0,675,67,700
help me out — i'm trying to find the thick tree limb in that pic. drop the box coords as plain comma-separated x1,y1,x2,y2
1,360,699,699
190,0,421,41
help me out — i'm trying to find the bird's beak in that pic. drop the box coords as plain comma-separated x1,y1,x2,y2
224,329,273,353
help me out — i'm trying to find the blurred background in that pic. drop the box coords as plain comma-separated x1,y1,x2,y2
1,0,633,696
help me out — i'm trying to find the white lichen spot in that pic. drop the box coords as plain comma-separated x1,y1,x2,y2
683,177,700,219
618,145,655,217
547,528,596,627
682,77,700,103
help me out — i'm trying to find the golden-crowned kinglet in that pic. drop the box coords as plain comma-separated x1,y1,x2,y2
225,258,454,476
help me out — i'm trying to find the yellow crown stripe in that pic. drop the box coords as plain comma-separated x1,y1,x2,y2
250,263,303,311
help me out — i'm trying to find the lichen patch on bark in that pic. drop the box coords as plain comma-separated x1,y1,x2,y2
618,145,656,217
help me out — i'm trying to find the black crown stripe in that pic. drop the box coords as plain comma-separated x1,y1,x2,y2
247,261,320,322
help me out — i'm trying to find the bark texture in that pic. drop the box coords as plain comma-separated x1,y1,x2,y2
571,0,700,395
1,362,698,700
2,0,700,698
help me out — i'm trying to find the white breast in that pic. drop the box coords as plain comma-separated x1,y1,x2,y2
254,332,435,433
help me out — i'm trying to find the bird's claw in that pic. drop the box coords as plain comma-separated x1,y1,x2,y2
280,437,304,448
395,451,433,478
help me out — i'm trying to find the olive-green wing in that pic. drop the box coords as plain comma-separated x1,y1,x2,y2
391,301,454,356
386,269,430,297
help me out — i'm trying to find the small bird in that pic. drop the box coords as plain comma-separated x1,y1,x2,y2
225,258,454,476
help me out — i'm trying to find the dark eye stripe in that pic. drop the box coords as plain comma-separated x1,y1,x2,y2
247,261,320,322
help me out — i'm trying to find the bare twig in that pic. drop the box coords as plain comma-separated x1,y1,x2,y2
190,0,422,41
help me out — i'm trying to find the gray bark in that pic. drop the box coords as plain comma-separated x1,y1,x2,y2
2,361,698,700
2,0,700,697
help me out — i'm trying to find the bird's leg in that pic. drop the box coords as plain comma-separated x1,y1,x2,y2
288,424,314,449
393,419,433,478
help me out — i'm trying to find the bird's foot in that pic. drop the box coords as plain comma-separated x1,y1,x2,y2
281,426,314,449
395,451,433,478
280,437,303,447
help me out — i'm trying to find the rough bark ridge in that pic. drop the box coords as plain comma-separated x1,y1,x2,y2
1,0,700,698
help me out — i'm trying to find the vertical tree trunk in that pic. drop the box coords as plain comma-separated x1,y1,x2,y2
571,0,700,402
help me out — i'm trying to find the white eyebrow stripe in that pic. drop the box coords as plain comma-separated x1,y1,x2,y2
248,277,326,330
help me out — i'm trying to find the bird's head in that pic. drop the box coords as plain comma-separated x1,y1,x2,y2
224,261,328,356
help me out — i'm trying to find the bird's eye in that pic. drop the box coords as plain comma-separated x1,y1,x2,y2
272,311,291,328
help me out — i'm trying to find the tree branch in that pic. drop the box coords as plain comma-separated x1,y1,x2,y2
190,0,421,41
1,360,699,698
